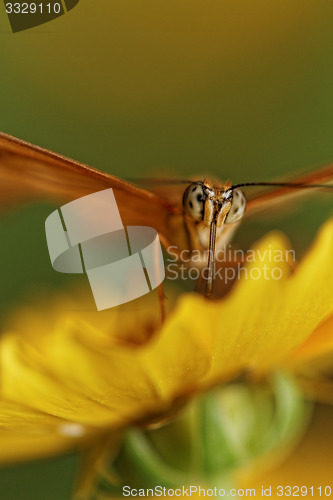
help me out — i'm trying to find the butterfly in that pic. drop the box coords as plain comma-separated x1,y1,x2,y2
1,131,333,298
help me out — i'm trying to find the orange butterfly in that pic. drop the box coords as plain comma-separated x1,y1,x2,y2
1,131,333,297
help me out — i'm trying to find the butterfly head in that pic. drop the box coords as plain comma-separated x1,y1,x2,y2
183,181,246,226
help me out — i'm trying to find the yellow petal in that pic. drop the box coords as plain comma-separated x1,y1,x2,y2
0,430,79,464
0,322,169,426
0,400,92,464
203,218,333,380
288,313,333,363
0,399,63,428
1,220,333,431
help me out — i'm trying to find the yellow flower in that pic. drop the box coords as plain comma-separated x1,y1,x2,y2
1,219,333,466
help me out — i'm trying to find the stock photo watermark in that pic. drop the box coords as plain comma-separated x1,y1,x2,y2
165,246,296,284
45,189,165,311
3,0,80,32
122,484,331,497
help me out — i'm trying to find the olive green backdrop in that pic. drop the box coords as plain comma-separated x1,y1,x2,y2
0,1,333,498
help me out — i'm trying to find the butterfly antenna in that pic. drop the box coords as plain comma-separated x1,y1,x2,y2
231,182,333,190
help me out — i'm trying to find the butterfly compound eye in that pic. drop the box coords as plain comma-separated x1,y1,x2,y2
226,189,246,223
183,183,206,221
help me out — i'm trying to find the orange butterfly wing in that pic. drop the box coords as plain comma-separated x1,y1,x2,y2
0,132,179,241
1,131,333,251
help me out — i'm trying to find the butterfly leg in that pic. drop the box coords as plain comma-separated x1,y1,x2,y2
157,282,166,324
196,272,204,294
73,433,121,500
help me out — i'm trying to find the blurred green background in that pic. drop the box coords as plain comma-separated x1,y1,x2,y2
0,0,333,498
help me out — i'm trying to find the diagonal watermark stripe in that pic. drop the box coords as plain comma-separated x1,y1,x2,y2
45,189,165,311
